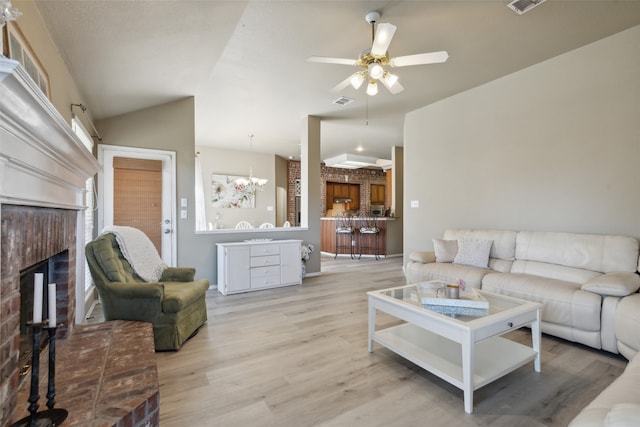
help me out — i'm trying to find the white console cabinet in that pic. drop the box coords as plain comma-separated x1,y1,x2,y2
216,240,302,295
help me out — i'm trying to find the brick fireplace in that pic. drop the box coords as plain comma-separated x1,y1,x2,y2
1,205,77,420
0,58,100,426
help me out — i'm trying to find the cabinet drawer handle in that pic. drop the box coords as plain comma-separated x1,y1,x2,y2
508,322,513,328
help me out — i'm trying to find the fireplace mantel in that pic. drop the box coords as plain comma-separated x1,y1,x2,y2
0,57,100,209
1,56,102,426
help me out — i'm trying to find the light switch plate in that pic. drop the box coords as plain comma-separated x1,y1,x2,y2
410,200,420,208
181,198,187,207
180,209,187,219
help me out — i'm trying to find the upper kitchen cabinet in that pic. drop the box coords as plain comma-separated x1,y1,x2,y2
370,184,385,205
326,182,360,211
333,183,350,199
348,184,360,210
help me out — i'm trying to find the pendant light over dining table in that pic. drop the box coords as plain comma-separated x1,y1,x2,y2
234,134,268,192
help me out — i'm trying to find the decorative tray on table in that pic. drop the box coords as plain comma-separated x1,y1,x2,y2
418,280,490,310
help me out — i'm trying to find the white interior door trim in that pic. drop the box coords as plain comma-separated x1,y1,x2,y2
97,144,177,266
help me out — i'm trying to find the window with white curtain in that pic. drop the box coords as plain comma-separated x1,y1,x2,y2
72,117,95,292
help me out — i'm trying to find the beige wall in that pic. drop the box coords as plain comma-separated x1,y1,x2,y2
96,97,197,266
196,145,278,229
97,108,321,284
403,25,640,262
386,146,403,255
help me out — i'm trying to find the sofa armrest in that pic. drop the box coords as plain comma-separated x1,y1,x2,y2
582,272,640,297
409,251,436,264
160,267,196,282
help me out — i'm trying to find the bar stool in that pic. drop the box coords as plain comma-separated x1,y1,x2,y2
335,213,355,259
359,217,380,260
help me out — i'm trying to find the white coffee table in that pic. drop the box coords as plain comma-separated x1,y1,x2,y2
368,284,541,413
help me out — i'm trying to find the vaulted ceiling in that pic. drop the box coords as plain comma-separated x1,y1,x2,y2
35,1,640,161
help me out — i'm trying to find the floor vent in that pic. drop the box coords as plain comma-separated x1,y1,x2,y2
333,96,354,106
507,0,547,15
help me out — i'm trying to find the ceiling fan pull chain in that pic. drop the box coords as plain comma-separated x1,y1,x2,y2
366,96,369,126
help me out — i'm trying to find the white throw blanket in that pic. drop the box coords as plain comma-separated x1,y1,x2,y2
101,225,167,282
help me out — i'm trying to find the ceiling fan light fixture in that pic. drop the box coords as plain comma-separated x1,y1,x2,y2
350,72,365,89
382,71,399,88
310,10,448,97
366,80,378,96
368,62,384,80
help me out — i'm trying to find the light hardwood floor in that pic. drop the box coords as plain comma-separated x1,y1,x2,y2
89,255,627,426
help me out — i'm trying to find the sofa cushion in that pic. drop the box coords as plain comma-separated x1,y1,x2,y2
433,239,458,263
583,273,640,297
405,261,490,289
615,294,640,360
482,272,601,331
453,238,493,268
444,229,517,261
162,280,210,314
92,237,126,282
516,231,639,274
91,234,139,283
511,260,602,285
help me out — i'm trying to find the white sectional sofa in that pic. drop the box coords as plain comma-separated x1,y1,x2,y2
406,229,640,355
569,352,640,427
406,229,640,426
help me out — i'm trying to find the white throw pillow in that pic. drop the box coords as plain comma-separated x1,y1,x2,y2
604,403,640,427
453,238,493,269
433,239,458,263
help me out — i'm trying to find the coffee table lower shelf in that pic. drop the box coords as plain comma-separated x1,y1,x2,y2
373,323,537,395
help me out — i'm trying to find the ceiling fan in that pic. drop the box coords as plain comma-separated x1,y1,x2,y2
308,11,449,96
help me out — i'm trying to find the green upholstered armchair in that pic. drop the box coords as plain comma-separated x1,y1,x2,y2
85,233,209,351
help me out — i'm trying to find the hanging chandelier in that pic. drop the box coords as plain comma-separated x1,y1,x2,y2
235,134,268,192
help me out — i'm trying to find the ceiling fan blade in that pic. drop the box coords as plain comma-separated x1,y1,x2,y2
308,56,357,66
390,51,449,67
330,75,354,93
380,78,404,94
371,23,397,56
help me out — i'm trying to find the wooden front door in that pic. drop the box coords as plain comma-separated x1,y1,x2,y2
113,157,163,253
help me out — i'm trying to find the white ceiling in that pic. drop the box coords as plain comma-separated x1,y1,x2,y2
35,1,640,161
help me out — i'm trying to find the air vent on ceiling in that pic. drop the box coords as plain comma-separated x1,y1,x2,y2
333,96,354,106
507,0,547,15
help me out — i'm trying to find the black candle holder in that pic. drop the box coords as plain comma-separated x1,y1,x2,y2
10,322,68,427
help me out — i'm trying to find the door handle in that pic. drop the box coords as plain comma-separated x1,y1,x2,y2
164,228,171,234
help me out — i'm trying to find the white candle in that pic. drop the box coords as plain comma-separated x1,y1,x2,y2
48,283,56,327
33,273,43,324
